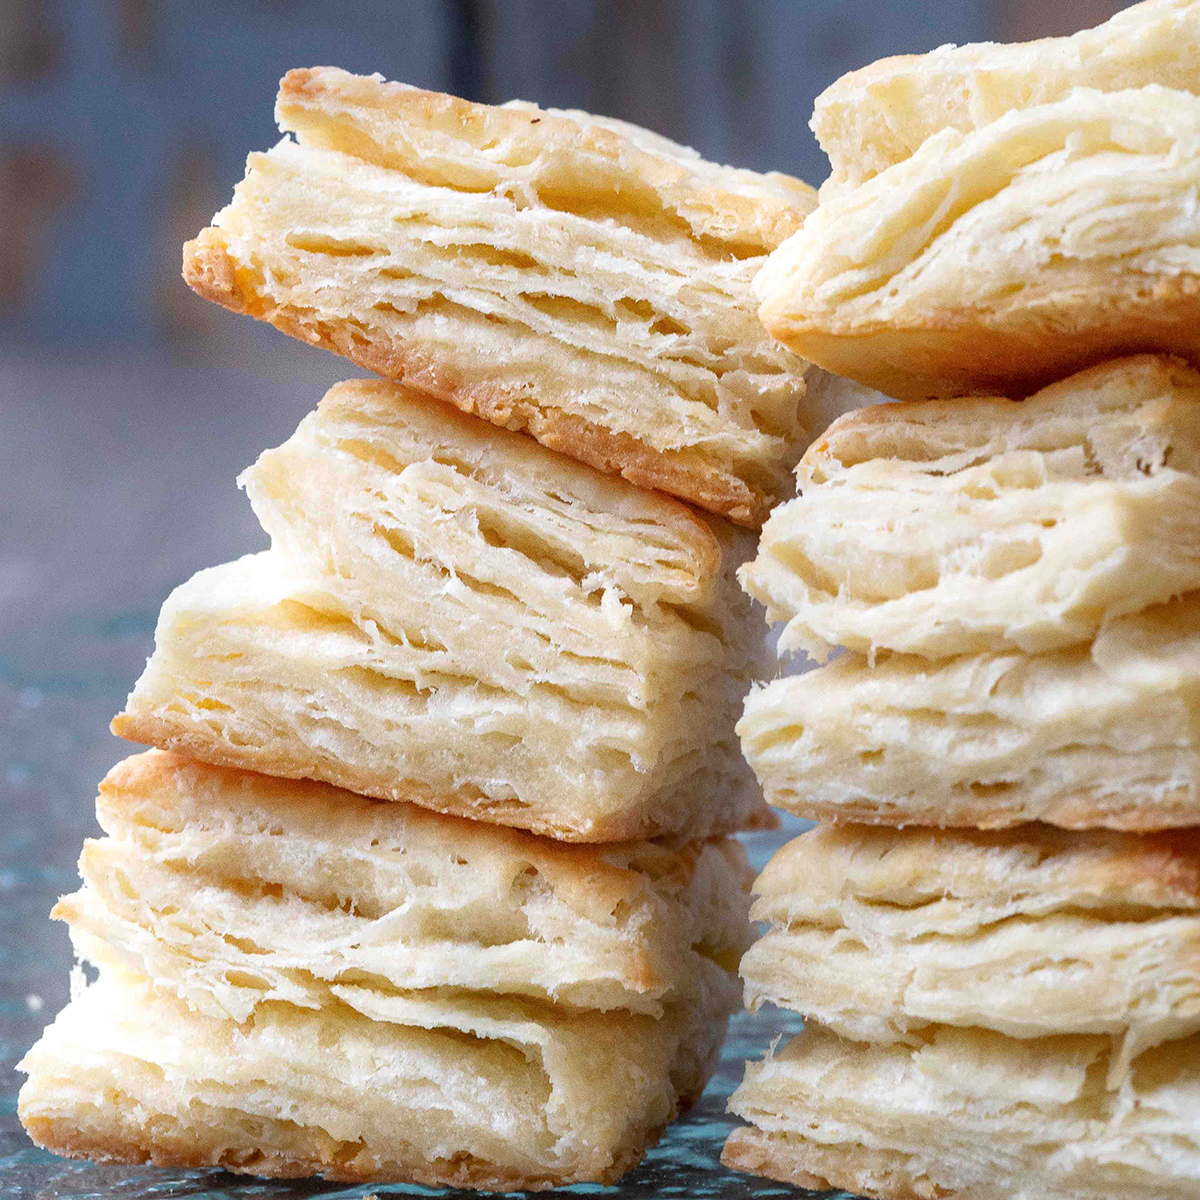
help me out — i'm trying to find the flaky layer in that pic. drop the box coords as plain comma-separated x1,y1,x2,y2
738,593,1200,830
759,86,1200,401
742,823,1200,1079
56,751,750,1021
184,68,816,525
115,381,770,842
814,0,1200,194
741,356,1200,661
20,967,730,1190
724,1022,1200,1200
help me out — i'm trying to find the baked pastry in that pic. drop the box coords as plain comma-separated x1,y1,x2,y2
757,86,1200,401
183,67,817,526
20,964,729,1189
113,380,771,843
57,750,752,1021
741,356,1200,661
741,822,1200,1081
813,0,1200,195
723,1022,1200,1199
738,592,1200,830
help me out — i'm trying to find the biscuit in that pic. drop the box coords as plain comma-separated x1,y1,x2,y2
20,965,728,1189
740,356,1200,661
183,67,816,526
738,593,1200,830
114,381,771,843
813,0,1200,195
757,86,1200,401
723,1022,1200,1199
56,751,752,1021
742,822,1200,1080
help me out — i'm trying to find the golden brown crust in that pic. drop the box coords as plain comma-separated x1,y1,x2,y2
24,1116,655,1190
763,276,1200,404
183,232,771,525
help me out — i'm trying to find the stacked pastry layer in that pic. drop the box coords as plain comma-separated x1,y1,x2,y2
726,358,1200,1198
756,0,1200,404
724,7,1200,1193
22,751,751,1188
20,75,820,1189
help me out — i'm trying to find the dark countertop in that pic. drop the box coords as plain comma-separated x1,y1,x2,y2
0,352,839,1199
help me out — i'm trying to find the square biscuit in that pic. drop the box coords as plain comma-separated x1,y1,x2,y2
741,356,1200,661
20,964,730,1190
113,380,771,843
183,67,816,526
742,821,1200,1082
758,86,1200,401
739,592,1200,831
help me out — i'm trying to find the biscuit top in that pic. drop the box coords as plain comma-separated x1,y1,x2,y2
813,0,1200,193
276,66,816,254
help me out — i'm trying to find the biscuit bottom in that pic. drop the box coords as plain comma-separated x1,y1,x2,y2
723,1023,1200,1200
20,967,728,1190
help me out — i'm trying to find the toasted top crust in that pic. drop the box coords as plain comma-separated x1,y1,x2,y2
755,823,1200,923
813,0,1200,193
277,67,815,253
801,355,1200,487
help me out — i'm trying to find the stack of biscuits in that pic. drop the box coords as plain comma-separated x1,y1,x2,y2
722,2,1200,1197
17,73,818,1188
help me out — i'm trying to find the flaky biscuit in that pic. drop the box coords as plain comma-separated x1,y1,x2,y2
20,966,729,1189
741,356,1200,661
758,86,1200,401
723,1022,1200,1199
114,381,770,843
738,593,1200,830
56,751,750,1021
183,67,816,525
814,0,1200,194
742,822,1200,1080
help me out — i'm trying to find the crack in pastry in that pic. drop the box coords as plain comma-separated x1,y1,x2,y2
114,380,771,842
723,1021,1200,1199
183,67,816,526
813,0,1200,196
740,356,1200,662
738,591,1200,831
740,822,1200,1084
757,86,1200,402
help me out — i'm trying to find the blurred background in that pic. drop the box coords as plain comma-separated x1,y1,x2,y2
0,0,1133,1191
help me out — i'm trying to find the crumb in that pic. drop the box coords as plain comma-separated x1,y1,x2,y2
25,994,44,1012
